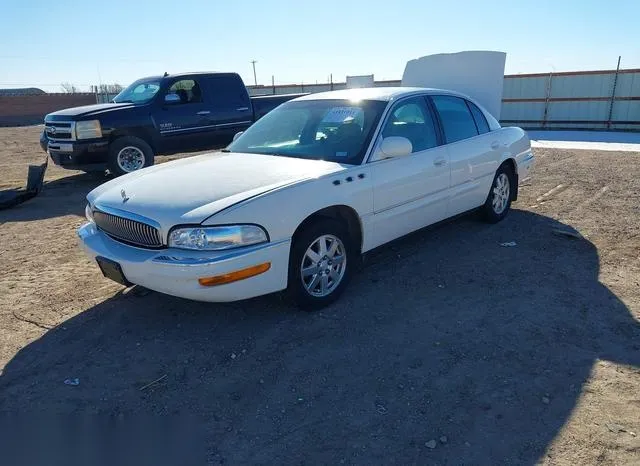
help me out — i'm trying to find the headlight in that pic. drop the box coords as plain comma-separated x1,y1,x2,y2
76,120,102,139
168,225,268,251
85,203,94,223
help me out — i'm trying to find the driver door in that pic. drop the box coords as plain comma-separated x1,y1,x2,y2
368,96,451,249
156,78,215,152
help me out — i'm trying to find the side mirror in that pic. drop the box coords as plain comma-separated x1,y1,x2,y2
379,136,412,158
232,131,244,142
164,93,181,104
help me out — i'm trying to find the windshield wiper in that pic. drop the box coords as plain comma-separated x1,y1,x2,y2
220,148,231,153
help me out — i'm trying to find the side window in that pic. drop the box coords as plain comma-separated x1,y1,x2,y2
431,95,479,143
381,97,438,153
167,79,202,104
208,75,250,109
467,101,490,134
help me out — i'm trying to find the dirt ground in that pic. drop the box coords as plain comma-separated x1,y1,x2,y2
0,126,638,465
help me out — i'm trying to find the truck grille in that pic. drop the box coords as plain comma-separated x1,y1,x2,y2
44,121,75,141
94,211,163,248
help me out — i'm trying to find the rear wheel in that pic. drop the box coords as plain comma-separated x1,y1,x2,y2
286,219,354,310
482,164,514,223
108,136,154,176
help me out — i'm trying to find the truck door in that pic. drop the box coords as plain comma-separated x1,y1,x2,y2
155,77,216,153
204,74,254,146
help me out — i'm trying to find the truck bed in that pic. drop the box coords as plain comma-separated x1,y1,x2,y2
250,93,307,119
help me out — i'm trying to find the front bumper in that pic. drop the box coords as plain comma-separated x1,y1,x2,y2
46,136,110,171
77,222,290,302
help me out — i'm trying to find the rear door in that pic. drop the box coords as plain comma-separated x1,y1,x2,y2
429,95,497,215
204,74,254,145
155,77,215,152
368,96,451,249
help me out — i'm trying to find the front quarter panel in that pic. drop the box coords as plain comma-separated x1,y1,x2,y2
204,166,374,248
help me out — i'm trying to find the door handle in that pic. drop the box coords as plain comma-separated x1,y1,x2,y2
491,141,500,150
434,158,447,167
197,110,211,116
236,107,250,112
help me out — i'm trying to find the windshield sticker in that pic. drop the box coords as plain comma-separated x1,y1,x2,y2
335,151,348,157
322,107,362,124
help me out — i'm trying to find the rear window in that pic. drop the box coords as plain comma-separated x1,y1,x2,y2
467,101,490,134
207,75,249,109
431,95,479,143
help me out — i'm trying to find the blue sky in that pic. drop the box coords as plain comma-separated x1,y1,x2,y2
1,0,639,92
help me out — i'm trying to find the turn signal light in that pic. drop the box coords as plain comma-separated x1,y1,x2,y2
198,262,271,287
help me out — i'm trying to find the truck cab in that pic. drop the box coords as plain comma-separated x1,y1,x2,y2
41,72,303,176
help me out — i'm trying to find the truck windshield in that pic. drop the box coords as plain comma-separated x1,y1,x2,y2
112,79,161,104
226,99,387,164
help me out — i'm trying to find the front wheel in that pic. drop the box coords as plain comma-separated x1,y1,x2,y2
286,219,354,310
107,136,154,176
481,164,514,223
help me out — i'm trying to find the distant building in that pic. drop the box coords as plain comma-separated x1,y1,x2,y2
0,88,46,96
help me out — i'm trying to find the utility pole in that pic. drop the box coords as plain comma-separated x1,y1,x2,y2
607,55,622,129
250,60,258,86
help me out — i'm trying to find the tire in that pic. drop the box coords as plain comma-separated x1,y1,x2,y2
482,163,515,223
107,136,154,176
286,218,355,310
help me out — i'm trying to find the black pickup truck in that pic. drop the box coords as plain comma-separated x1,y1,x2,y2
40,72,304,175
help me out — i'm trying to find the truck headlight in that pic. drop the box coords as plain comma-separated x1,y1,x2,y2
168,225,268,251
76,120,102,139
85,203,94,222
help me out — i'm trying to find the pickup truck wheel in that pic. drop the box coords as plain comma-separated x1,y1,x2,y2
108,136,154,176
286,219,354,310
482,164,514,223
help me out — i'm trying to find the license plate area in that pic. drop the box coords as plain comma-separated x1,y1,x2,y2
95,256,132,286
48,143,73,152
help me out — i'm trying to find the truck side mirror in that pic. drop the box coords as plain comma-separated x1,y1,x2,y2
164,93,181,105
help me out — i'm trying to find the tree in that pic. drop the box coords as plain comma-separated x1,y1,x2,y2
60,82,79,93
91,83,124,94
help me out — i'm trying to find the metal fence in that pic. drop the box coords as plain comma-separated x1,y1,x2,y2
501,67,640,131
93,67,640,131
95,92,119,103
247,68,640,131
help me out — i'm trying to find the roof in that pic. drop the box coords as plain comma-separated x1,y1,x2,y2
0,87,46,96
135,71,238,82
293,86,468,102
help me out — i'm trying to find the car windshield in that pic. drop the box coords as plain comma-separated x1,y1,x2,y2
112,78,161,104
226,99,388,164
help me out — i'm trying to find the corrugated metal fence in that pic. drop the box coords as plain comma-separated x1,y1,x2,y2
92,67,640,131
501,69,640,130
247,68,640,131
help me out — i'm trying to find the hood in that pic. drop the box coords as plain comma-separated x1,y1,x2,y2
401,50,506,120
87,152,348,232
45,103,137,121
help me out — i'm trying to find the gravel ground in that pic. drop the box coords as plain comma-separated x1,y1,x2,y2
0,126,639,465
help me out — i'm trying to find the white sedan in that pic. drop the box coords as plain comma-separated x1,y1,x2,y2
78,87,534,308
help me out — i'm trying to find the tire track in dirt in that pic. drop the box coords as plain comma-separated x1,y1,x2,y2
529,183,571,209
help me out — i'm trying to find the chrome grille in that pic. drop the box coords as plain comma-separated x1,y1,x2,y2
93,211,162,248
44,121,75,141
